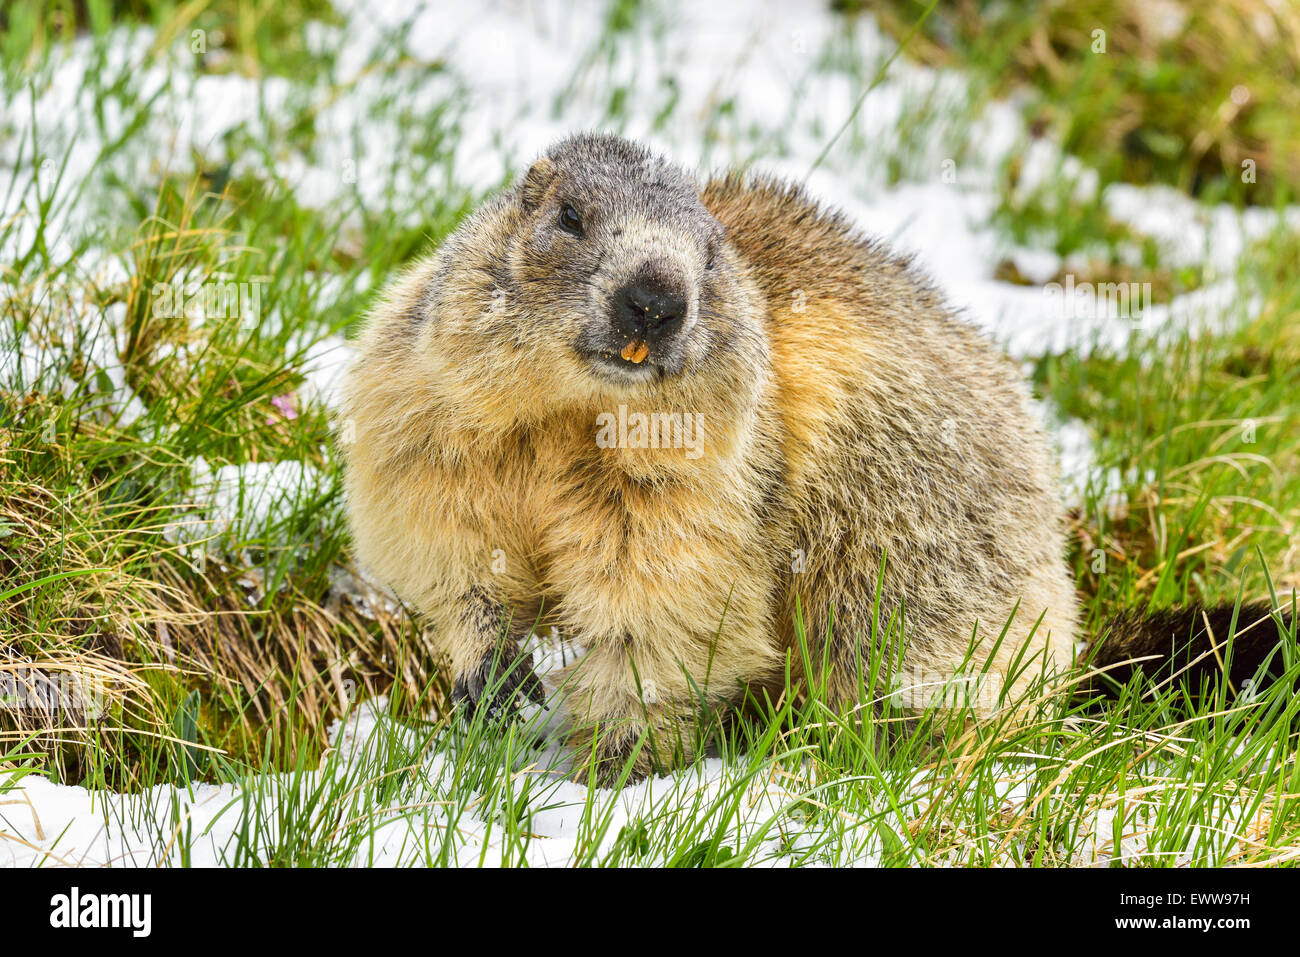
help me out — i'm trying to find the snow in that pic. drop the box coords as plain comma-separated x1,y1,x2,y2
296,334,353,409
0,295,149,430
159,458,332,565
0,700,1266,867
0,700,811,867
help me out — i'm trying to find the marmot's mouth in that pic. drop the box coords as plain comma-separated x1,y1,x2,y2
590,348,662,383
620,339,650,364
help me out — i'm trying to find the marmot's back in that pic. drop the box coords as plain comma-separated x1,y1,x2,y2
703,174,929,304
704,173,1079,693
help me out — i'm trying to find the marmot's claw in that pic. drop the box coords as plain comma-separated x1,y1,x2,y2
452,650,544,723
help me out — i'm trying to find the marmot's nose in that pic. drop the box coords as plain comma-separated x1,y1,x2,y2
617,280,687,340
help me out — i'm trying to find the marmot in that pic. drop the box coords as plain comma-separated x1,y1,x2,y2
342,133,1293,784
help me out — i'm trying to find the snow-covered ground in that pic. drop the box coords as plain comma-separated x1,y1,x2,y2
5,699,833,867
1,697,1264,867
3,0,1295,866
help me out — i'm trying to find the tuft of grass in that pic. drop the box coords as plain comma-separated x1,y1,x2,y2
1040,221,1300,628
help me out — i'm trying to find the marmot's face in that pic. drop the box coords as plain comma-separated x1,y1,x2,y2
504,135,748,393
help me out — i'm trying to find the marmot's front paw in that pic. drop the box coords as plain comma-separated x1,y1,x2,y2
451,646,544,722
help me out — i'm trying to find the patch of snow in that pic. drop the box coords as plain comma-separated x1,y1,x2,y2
0,293,149,430
164,458,331,556
297,334,354,410
0,703,1266,867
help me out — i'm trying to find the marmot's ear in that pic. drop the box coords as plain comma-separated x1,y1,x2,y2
521,157,557,213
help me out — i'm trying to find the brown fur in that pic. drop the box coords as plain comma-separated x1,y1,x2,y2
1090,602,1295,694
341,134,1081,783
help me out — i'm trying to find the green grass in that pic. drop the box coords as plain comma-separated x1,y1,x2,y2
1045,223,1300,626
863,0,1300,207
33,600,1297,866
1,0,1298,866
0,0,472,782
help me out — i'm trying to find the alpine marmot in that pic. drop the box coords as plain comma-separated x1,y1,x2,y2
341,133,1293,783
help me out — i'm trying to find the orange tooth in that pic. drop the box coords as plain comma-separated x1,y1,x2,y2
621,340,650,364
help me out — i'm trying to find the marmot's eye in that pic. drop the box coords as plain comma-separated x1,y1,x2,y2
558,204,583,236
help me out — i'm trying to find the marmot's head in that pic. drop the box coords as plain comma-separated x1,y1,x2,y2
475,134,761,399
411,133,769,443
504,134,741,387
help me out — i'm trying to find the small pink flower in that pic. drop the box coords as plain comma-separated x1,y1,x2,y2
270,392,298,420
